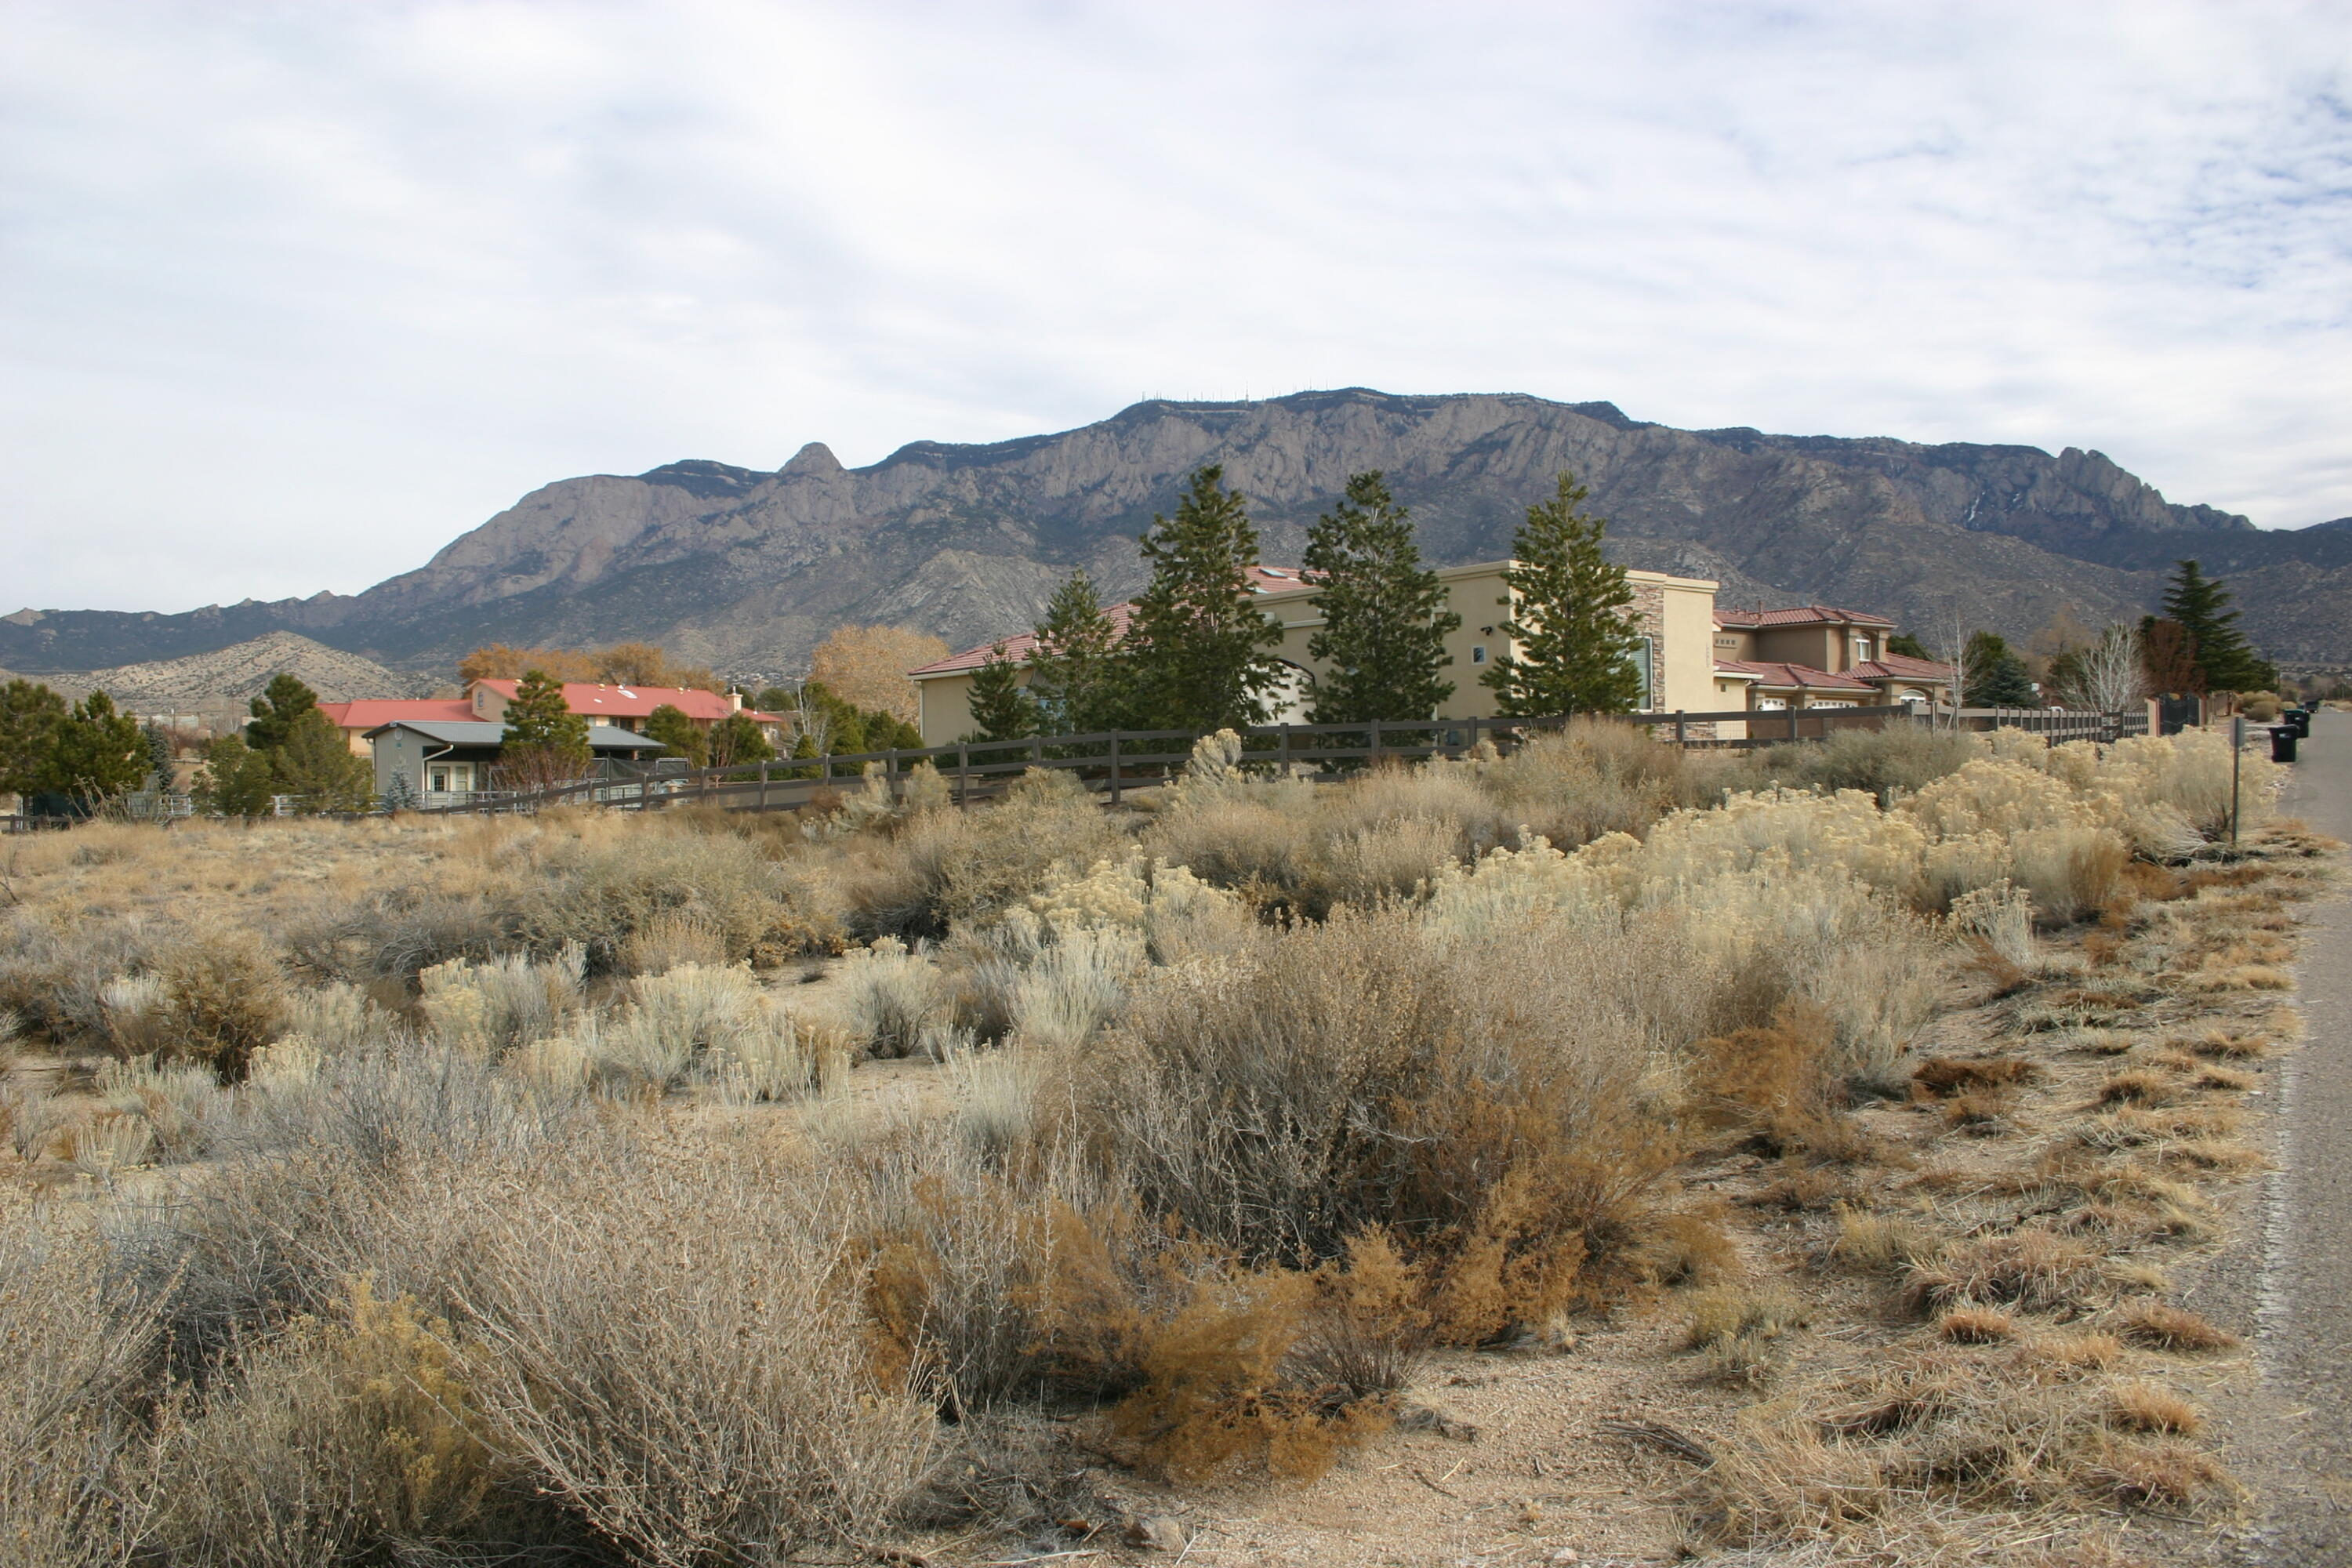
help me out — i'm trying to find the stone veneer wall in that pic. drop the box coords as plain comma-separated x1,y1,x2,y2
1626,578,1668,711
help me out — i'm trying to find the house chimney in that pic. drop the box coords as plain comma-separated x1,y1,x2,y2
728,689,742,713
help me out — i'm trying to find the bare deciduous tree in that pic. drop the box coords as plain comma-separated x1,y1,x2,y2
2056,622,2147,713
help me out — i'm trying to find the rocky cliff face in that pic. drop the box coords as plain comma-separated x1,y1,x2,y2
5,389,2343,679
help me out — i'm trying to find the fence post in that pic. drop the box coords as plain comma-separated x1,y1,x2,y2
1031,736,1043,769
887,749,900,800
821,752,832,786
1370,719,1383,766
1279,724,1292,772
958,742,971,807
1788,707,1800,742
758,762,769,811
1674,710,1687,746
1109,733,1122,805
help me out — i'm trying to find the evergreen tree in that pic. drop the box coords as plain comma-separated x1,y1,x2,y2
503,669,590,759
0,679,67,802
1886,632,1933,661
1963,632,2039,707
2162,560,2274,693
644,703,708,766
49,691,151,804
964,644,1039,742
499,667,590,792
245,673,321,750
1121,466,1285,731
269,708,374,811
1026,572,1127,735
1303,471,1460,724
707,710,775,768
1480,472,1643,716
191,733,278,817
142,722,174,789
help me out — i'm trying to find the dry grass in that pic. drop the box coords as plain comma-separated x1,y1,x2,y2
1937,1307,2018,1344
2114,1301,2241,1353
1906,1230,2110,1315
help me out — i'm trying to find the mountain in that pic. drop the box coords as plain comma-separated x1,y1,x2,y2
5,389,2347,680
18,633,437,718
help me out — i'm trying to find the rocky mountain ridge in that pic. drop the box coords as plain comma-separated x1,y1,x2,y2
6,389,2346,681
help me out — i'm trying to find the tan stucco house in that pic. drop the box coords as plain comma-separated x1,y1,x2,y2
1708,606,1955,714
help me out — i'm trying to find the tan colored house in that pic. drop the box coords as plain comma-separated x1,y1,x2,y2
318,700,477,757
1710,606,1955,713
908,561,1723,746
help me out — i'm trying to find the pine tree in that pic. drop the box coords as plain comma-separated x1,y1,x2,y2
964,644,1039,742
141,722,174,789
269,708,374,811
499,668,590,791
644,703,708,766
707,710,775,768
2162,561,2274,693
50,691,150,804
0,679,67,802
1122,466,1285,732
1886,632,1933,661
1479,472,1642,716
245,673,321,750
1963,632,2039,707
1026,572,1125,735
1303,471,1460,724
192,733,278,817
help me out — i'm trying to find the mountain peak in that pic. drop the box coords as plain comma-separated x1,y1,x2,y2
781,441,844,477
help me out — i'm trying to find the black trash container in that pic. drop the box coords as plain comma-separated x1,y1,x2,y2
2289,708,2312,739
2270,725,2299,763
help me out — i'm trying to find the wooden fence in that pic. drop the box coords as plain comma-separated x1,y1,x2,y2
415,702,1952,818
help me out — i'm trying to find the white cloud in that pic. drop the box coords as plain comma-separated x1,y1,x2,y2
2,0,2348,612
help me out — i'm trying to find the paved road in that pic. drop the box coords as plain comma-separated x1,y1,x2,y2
2238,710,2352,1561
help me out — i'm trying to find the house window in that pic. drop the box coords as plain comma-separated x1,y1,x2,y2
1471,645,1486,664
1811,700,1856,710
1755,698,1788,711
1853,637,1874,664
426,762,474,794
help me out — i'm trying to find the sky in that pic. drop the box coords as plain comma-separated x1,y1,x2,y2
4,0,2350,614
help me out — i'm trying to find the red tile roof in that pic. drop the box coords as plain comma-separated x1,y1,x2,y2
318,699,475,731
1713,659,1878,691
466,681,783,724
1716,605,1897,630
1852,654,1956,682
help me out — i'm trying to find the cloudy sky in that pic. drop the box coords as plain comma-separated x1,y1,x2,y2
5,0,2349,613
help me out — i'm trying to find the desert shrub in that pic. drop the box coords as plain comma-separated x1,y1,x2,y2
563,962,836,1097
1756,724,1980,795
0,1190,168,1566
1907,1229,2109,1314
1685,1283,1811,1385
619,909,730,974
285,887,509,983
838,938,953,1058
98,1056,230,1162
1062,906,1676,1334
416,946,584,1056
278,981,399,1058
99,971,174,1055
157,930,288,1081
1308,815,1464,909
1140,793,1312,899
847,769,1123,940
0,905,167,1043
1692,1005,1877,1160
514,821,844,970
148,1279,553,1563
1475,720,1718,848
455,1149,941,1558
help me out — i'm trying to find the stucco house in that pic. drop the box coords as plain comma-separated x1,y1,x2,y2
463,680,789,746
1709,606,1955,713
366,720,666,804
906,561,1724,746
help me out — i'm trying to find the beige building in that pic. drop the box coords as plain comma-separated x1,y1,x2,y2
1709,606,1955,714
909,561,1724,746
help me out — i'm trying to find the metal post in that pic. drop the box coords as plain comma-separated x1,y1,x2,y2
821,751,832,786
2230,715,2244,848
1108,733,1122,805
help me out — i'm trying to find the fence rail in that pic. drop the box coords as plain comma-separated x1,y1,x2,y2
412,702,1971,818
